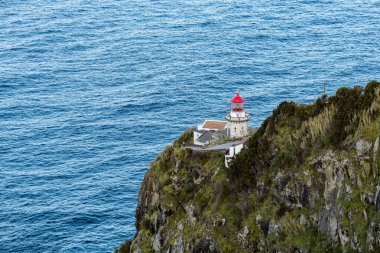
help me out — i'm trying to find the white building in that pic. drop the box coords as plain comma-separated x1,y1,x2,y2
193,120,228,146
225,142,245,167
193,92,250,146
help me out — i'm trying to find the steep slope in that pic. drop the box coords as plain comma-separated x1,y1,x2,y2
117,81,380,253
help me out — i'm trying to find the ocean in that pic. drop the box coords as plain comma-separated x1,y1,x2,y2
1,0,379,252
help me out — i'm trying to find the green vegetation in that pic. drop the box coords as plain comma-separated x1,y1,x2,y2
119,81,380,253
228,80,380,190
115,240,132,253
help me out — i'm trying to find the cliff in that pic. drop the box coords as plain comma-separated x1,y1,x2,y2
117,81,380,253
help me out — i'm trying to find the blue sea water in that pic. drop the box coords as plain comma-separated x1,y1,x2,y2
1,0,380,252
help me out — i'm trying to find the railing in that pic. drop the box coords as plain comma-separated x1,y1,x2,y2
225,114,251,121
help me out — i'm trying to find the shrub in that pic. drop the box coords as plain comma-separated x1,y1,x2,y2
174,128,193,147
363,80,380,107
115,240,132,253
327,82,380,147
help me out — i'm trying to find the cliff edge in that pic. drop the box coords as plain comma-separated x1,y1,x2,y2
117,81,380,253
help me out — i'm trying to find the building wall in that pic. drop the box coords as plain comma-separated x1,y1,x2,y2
228,120,249,138
193,131,201,144
225,143,244,167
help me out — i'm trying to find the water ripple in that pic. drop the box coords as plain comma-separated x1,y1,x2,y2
1,0,380,252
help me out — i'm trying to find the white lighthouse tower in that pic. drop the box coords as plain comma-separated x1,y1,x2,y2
226,92,250,138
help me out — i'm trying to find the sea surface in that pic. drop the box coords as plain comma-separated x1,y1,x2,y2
1,0,380,252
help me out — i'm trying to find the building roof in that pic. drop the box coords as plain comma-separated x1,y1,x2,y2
202,120,227,130
194,129,206,134
213,129,228,138
231,92,245,103
197,131,214,144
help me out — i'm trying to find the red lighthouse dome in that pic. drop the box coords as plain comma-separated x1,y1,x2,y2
231,92,245,103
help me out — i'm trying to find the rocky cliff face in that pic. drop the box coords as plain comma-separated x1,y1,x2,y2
117,81,380,253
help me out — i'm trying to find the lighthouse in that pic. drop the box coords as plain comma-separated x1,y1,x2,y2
226,92,250,138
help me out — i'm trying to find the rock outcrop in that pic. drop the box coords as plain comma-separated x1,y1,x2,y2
117,81,380,253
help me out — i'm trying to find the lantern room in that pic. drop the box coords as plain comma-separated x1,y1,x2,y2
230,92,245,112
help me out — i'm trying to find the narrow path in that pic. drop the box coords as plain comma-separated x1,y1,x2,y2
183,140,242,151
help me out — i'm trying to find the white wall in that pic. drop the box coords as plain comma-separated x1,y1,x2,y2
193,131,200,145
225,143,244,167
228,120,249,138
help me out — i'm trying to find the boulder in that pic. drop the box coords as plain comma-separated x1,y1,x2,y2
318,206,339,241
356,139,372,157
